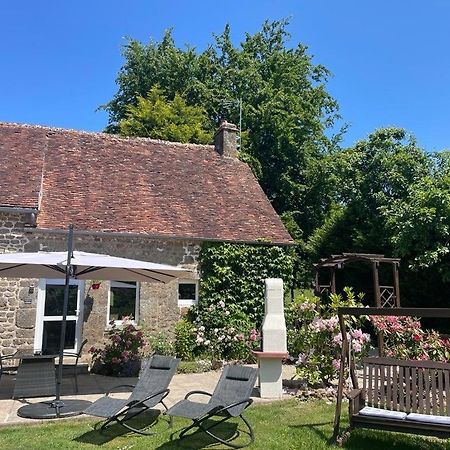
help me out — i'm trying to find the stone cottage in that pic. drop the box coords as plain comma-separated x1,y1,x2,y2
0,121,293,359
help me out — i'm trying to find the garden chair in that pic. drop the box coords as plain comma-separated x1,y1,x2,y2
166,364,258,449
84,354,180,435
64,338,88,392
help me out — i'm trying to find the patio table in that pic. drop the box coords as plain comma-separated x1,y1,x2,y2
12,351,58,399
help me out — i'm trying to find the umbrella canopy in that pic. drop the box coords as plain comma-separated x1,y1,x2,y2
0,250,192,283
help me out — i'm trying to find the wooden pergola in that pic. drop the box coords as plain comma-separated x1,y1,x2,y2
314,253,401,307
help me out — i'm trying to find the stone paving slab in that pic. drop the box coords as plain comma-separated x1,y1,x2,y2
0,365,296,426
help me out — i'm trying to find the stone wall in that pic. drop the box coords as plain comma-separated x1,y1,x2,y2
0,211,201,362
0,212,36,357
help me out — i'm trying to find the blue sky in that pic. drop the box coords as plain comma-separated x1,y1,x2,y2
1,1,449,150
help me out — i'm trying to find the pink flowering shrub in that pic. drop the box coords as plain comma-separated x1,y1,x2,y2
89,317,145,376
287,288,370,386
370,315,450,361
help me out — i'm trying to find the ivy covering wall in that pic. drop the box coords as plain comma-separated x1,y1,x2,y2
197,242,295,327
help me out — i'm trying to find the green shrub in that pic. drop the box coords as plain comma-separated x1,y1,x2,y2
147,332,175,356
174,319,196,360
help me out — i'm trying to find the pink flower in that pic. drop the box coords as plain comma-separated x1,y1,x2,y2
238,334,244,341
332,359,341,370
333,334,343,346
351,329,364,340
412,334,421,342
352,341,362,353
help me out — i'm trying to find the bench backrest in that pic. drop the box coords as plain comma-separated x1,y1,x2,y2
362,357,450,416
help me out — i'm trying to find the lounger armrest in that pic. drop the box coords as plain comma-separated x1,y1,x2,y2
214,398,253,417
122,388,170,411
184,390,213,400
105,384,136,396
346,389,362,400
141,388,170,404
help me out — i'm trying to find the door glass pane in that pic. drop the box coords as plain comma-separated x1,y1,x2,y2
44,284,78,316
42,320,76,354
110,282,137,321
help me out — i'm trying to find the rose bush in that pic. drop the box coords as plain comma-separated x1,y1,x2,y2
89,317,145,376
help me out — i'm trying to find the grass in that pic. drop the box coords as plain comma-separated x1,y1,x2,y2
1,400,450,449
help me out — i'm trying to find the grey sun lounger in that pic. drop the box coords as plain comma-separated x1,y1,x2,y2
166,365,258,448
84,355,180,435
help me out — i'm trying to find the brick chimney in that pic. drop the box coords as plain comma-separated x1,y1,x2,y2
214,120,238,158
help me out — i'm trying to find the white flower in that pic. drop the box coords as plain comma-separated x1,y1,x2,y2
214,328,218,333
199,326,205,332
219,300,225,308
225,310,230,316
204,340,210,346
196,336,204,344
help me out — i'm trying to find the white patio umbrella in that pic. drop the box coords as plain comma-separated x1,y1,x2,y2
0,250,191,282
0,225,192,418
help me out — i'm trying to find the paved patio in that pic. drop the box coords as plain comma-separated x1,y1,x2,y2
0,364,296,426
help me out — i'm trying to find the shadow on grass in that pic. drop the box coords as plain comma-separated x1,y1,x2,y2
289,421,335,445
74,410,163,446
155,419,244,450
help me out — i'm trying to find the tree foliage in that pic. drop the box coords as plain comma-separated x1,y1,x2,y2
119,86,212,143
383,160,450,281
307,128,430,261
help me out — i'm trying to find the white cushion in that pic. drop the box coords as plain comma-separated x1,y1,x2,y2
358,406,407,420
406,413,450,425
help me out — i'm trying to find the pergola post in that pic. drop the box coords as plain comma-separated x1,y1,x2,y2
372,261,381,307
330,266,336,294
314,267,320,297
393,262,401,307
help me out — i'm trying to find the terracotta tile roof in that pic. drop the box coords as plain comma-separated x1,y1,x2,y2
0,122,293,245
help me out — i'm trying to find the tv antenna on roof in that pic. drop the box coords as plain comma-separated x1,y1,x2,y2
220,97,242,150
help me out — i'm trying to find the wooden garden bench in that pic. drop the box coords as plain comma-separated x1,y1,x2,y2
347,357,450,438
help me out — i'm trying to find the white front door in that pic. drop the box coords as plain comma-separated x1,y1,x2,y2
34,279,84,355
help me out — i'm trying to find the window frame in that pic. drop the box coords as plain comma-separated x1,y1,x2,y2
107,280,140,326
178,280,199,307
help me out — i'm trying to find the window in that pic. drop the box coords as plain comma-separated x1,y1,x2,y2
108,281,139,325
178,280,198,307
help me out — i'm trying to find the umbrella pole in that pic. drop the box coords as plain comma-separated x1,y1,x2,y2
54,225,74,415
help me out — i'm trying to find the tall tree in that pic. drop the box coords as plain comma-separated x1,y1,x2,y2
103,20,342,251
307,128,430,263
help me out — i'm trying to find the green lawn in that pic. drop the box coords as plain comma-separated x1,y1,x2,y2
1,400,449,450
